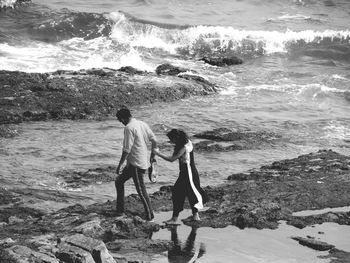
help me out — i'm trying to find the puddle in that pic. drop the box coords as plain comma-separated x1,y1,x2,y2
151,210,350,263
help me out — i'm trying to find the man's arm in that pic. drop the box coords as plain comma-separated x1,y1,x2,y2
117,127,133,174
150,138,157,162
117,150,128,175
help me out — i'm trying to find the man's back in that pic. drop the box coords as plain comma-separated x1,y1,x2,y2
123,118,155,169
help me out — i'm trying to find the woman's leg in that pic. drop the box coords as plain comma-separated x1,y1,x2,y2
164,179,186,224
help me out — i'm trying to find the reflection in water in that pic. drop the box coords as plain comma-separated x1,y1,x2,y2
167,226,206,263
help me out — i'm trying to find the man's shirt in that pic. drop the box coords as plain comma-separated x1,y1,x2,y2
123,118,156,169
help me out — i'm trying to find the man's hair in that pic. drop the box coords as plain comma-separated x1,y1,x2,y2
116,108,132,120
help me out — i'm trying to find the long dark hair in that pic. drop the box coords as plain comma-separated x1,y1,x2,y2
166,129,189,154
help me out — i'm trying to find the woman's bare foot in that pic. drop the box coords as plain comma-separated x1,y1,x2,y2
192,213,200,221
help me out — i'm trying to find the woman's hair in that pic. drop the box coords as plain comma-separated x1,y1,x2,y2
166,129,189,154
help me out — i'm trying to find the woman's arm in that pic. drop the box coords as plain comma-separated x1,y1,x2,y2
154,147,186,162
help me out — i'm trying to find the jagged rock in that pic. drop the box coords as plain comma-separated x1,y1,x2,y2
192,150,350,229
320,248,350,262
193,128,282,151
288,211,350,228
118,66,145,75
155,63,188,76
0,238,15,245
8,216,24,224
200,56,243,66
2,245,59,263
106,216,159,239
53,166,116,189
56,242,95,263
194,140,243,152
0,125,19,138
58,234,116,263
107,238,171,262
291,236,335,251
73,218,105,238
178,74,218,93
0,187,21,206
0,68,217,124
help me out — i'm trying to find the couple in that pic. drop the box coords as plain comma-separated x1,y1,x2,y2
115,107,208,224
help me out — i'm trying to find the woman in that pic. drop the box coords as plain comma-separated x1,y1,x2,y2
153,129,208,224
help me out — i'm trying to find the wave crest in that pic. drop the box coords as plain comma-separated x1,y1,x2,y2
107,13,350,59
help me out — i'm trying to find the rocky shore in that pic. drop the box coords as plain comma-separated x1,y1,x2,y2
1,66,350,262
1,146,350,262
0,64,217,125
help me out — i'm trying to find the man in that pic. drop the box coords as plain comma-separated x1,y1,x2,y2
115,107,157,221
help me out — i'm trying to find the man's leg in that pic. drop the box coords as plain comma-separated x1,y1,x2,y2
132,166,154,220
115,165,132,214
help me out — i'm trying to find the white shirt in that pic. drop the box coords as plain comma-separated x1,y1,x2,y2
123,118,156,169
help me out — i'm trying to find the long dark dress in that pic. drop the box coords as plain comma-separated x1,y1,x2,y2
172,140,208,216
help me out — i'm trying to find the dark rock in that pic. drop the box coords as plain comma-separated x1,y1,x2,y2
194,140,243,152
155,63,188,76
195,149,350,229
0,125,19,138
288,211,350,228
320,248,350,262
53,166,116,189
194,128,280,142
0,187,21,206
193,128,282,151
118,66,145,75
1,245,59,263
291,236,335,251
58,234,115,263
178,74,218,93
200,56,243,66
0,68,217,124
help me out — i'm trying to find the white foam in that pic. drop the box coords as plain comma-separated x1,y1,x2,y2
0,0,16,8
182,27,350,54
331,74,348,80
323,121,350,141
220,83,344,97
106,12,350,55
268,13,312,22
108,12,179,54
0,36,154,72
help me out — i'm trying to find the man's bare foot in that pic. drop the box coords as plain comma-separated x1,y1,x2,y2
163,218,180,225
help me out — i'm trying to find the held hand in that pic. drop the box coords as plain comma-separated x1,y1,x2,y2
152,147,160,155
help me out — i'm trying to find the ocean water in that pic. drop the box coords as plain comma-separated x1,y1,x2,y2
1,0,350,262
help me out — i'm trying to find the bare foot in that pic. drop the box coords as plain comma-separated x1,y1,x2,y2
163,218,180,225
192,213,200,221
